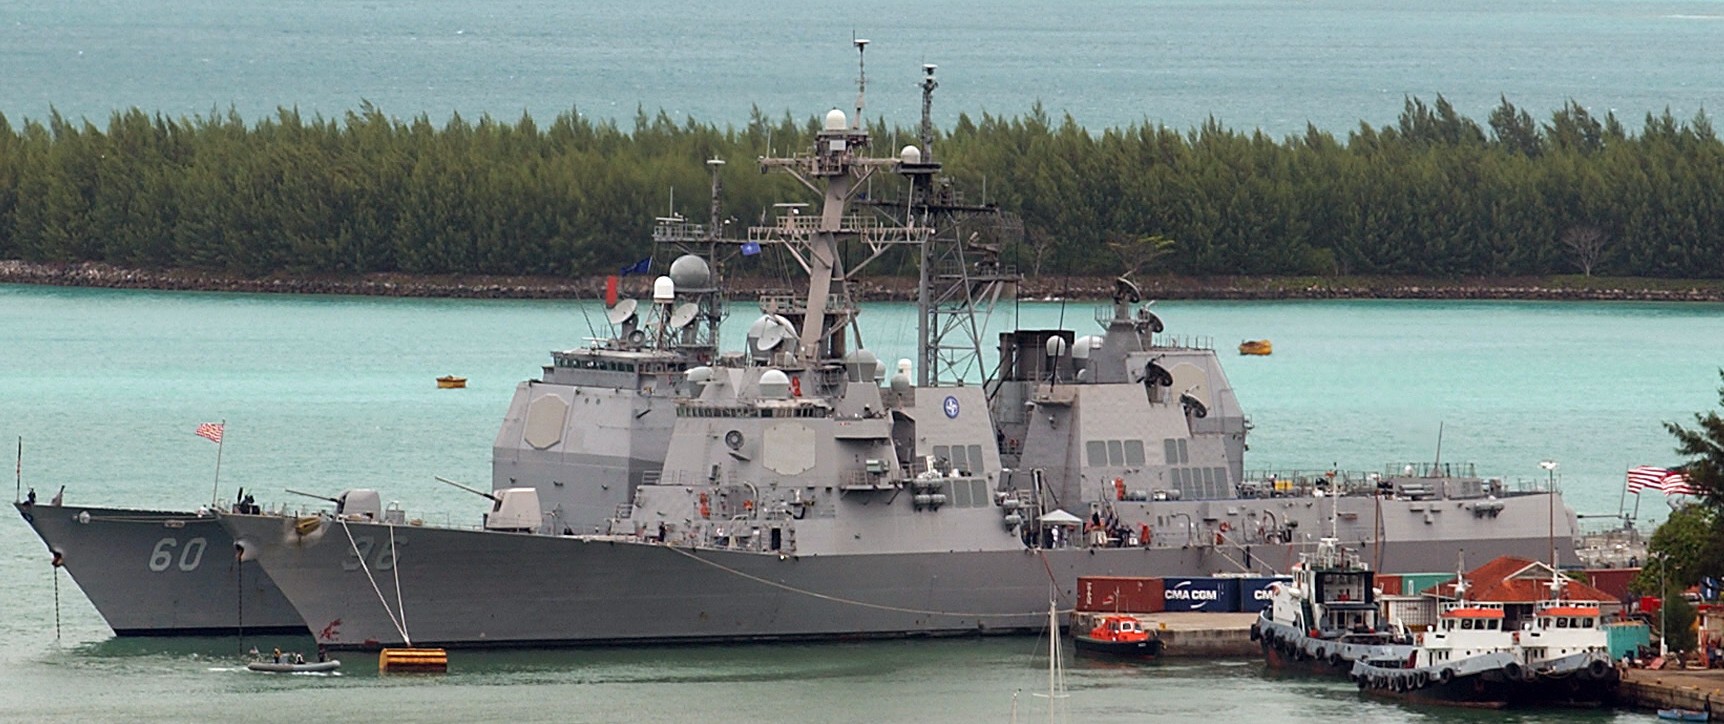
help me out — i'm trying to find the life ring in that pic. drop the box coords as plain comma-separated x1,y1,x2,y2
743,499,755,513
1219,521,1231,534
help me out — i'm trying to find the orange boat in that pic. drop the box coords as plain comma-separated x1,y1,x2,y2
1238,339,1273,356
1072,613,1164,659
436,375,467,389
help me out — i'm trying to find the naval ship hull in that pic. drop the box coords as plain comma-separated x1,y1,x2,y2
222,504,1571,649
15,503,304,636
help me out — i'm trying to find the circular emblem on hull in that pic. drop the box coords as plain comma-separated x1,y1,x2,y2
943,395,960,419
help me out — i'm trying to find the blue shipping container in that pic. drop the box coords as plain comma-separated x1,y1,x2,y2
1162,577,1240,612
1237,577,1292,613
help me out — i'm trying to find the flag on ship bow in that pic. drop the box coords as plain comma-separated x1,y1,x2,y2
1626,465,1694,496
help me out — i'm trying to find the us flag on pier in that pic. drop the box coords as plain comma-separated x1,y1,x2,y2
1626,466,1694,496
195,422,224,444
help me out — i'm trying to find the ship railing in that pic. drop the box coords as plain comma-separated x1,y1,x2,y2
1383,462,1478,479
1239,469,1377,497
1152,334,1213,351
651,219,712,242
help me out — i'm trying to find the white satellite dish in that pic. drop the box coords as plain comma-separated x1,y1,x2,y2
606,299,638,325
758,322,787,351
668,302,699,329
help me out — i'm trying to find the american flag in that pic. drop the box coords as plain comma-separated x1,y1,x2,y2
195,422,224,444
1626,465,1694,496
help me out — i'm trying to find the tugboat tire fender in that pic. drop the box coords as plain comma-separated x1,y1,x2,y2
1330,653,1344,668
1586,659,1610,679
1502,662,1522,681
1314,647,1325,660
1439,668,1454,685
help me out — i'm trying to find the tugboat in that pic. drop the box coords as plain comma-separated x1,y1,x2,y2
1347,574,1619,707
1071,612,1164,660
1252,536,1410,673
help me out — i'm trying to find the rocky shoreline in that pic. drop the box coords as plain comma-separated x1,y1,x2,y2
3,260,1723,302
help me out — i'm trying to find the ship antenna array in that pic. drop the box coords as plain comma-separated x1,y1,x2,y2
853,37,869,129
919,63,937,164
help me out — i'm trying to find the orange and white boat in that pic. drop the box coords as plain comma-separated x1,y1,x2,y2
1071,613,1164,659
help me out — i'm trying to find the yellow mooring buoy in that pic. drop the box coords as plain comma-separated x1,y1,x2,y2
379,647,448,673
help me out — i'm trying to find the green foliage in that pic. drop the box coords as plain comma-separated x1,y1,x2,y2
4,98,1724,279
1659,584,1698,655
1634,504,1722,594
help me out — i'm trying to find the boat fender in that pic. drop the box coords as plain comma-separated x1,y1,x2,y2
1249,626,1260,642
1415,671,1428,688
1314,647,1325,661
1502,662,1522,681
1587,659,1610,680
1330,653,1343,668
1439,668,1454,685
1356,676,1369,691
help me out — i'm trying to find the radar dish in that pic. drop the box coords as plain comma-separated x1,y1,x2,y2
669,303,700,329
606,299,638,325
758,322,787,351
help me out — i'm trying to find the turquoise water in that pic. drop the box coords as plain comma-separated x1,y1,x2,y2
5,0,1723,137
1,285,1715,719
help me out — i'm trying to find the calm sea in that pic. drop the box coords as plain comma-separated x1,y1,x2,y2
1,285,1716,720
4,0,1724,137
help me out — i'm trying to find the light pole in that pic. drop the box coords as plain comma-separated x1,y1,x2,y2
1660,553,1669,658
1540,460,1558,569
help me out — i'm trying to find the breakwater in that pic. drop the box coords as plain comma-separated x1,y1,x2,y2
5,260,1724,303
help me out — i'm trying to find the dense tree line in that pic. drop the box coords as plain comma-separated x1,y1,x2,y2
1,97,1722,279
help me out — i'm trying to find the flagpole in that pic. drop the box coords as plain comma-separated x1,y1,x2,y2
209,419,226,508
13,436,20,504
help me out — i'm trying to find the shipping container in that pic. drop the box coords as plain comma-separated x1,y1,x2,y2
1075,576,1164,614
1373,573,1402,596
1398,572,1457,596
1237,576,1293,613
1161,577,1239,612
1582,568,1641,603
1605,621,1651,660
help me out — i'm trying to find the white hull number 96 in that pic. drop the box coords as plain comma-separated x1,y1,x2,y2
149,537,208,572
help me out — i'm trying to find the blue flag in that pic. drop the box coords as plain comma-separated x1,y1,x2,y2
619,257,652,275
740,241,761,256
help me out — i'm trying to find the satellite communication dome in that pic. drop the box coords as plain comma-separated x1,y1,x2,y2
759,369,792,399
1045,336,1068,358
1071,335,1101,361
900,145,922,164
824,109,847,131
668,254,711,289
652,276,675,302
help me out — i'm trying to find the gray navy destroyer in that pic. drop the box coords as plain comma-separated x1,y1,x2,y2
218,54,1580,649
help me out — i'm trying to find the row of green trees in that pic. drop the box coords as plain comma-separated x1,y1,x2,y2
1,97,1722,278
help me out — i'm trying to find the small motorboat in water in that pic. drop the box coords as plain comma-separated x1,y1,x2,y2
436,375,467,389
247,659,341,673
1071,613,1164,659
1658,709,1709,722
1238,339,1272,356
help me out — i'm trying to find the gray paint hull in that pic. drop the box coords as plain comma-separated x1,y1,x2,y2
15,503,304,635
222,511,1570,649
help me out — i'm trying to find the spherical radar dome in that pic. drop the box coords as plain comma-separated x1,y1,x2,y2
668,254,710,289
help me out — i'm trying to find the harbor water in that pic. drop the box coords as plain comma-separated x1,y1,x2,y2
2,285,1717,720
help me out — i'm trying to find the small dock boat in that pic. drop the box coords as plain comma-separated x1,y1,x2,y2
247,659,341,673
436,375,467,389
1238,340,1272,356
1658,709,1709,722
1072,612,1164,659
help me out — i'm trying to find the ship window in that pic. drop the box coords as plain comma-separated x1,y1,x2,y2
1124,440,1145,466
1556,618,1569,628
1107,440,1124,466
1088,441,1108,466
1177,439,1188,463
968,445,982,472
1582,618,1594,628
1461,619,1474,630
970,479,987,507
933,445,949,466
1214,467,1228,488
1163,439,1178,464
952,479,972,507
949,446,969,471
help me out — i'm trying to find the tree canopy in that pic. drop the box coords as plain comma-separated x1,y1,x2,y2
3,97,1724,280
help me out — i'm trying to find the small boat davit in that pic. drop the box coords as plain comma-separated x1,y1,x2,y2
1072,613,1164,659
436,375,467,389
247,659,341,673
1238,340,1272,356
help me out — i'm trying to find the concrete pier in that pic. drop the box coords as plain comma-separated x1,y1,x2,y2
1619,668,1723,718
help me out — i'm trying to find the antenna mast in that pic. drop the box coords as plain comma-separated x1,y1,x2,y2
853,37,869,130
